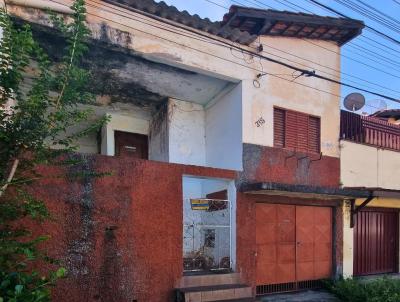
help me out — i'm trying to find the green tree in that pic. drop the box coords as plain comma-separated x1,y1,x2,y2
0,1,107,300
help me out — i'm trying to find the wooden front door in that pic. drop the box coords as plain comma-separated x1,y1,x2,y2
114,131,148,159
256,204,332,289
354,209,399,276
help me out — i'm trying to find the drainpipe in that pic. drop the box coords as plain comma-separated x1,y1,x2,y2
5,0,73,14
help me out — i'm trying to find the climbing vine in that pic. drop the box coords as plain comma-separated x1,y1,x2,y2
0,0,107,300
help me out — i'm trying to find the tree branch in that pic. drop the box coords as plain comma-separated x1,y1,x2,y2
0,158,19,197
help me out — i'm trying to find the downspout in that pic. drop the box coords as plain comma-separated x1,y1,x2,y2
5,0,73,14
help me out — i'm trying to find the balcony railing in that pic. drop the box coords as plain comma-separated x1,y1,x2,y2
340,110,400,151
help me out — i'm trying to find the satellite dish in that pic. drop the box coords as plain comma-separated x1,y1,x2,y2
344,93,365,111
365,99,387,113
377,99,387,111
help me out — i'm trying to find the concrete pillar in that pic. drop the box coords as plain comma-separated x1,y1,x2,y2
342,201,354,277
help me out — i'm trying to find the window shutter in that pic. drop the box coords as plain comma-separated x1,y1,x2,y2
274,108,285,148
308,116,321,153
285,110,298,150
274,107,321,153
296,112,309,152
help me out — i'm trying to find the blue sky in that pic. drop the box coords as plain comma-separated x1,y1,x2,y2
155,0,400,114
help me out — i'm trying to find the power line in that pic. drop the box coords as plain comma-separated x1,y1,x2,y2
355,0,400,25
308,0,400,47
233,0,400,78
359,35,400,55
215,0,400,98
204,0,228,9
48,0,400,103
348,43,400,68
302,38,400,79
333,0,400,34
125,0,400,95
262,43,400,96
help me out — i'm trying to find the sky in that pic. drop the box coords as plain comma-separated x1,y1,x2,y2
155,0,400,114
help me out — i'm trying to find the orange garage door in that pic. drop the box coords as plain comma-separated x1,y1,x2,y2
256,204,332,292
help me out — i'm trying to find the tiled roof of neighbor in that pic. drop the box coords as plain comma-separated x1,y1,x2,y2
223,5,365,45
106,0,364,46
370,109,400,119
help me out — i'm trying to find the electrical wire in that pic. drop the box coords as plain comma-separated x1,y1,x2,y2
333,0,400,34
231,0,400,78
307,0,400,47
47,0,400,103
204,0,228,9
355,0,400,25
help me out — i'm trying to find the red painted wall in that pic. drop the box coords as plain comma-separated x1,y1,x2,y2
240,144,340,188
29,155,236,302
25,144,342,301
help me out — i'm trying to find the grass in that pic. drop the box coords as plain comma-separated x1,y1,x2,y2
326,277,400,302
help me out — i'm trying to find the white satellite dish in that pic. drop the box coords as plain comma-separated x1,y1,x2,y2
366,99,387,112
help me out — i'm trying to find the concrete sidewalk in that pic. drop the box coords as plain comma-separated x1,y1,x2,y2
258,290,340,302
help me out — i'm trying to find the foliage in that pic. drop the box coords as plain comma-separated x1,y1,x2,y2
0,0,107,300
326,277,400,302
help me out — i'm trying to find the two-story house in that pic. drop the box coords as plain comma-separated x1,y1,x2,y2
5,0,366,301
341,109,400,278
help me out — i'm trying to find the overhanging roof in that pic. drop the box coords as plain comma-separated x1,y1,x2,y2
222,6,364,45
106,0,257,45
105,1,363,46
344,187,400,199
241,182,371,199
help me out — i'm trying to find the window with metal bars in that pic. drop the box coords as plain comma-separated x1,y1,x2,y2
274,107,321,153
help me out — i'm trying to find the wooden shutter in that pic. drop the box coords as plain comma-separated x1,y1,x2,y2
296,112,309,152
274,107,321,154
308,116,320,153
285,110,298,150
274,108,285,148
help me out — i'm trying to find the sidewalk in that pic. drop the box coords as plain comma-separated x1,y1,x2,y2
257,290,340,302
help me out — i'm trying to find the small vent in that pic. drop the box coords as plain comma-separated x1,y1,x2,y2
256,279,323,296
298,279,323,290
256,282,296,295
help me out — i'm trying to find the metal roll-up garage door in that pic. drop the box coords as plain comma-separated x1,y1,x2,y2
354,208,399,276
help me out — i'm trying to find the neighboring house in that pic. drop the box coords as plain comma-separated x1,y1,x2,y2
340,110,400,278
6,0,369,301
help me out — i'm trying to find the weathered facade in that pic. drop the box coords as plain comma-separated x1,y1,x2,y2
340,110,400,278
4,0,373,301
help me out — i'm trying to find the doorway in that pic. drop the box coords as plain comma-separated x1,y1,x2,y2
182,177,234,273
354,208,399,276
114,131,148,159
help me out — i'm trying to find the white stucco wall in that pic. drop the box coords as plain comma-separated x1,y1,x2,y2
341,140,400,190
168,98,206,166
205,83,243,170
243,37,341,157
342,202,354,277
9,1,342,160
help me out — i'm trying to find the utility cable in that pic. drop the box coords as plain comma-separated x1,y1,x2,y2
47,0,400,103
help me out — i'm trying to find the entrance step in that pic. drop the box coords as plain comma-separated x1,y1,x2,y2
207,299,255,302
177,284,253,302
178,273,242,288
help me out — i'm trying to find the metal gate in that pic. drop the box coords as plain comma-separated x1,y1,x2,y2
183,198,231,272
256,204,332,295
354,208,399,276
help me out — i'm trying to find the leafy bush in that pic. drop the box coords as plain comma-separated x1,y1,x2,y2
327,277,400,302
0,0,107,300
